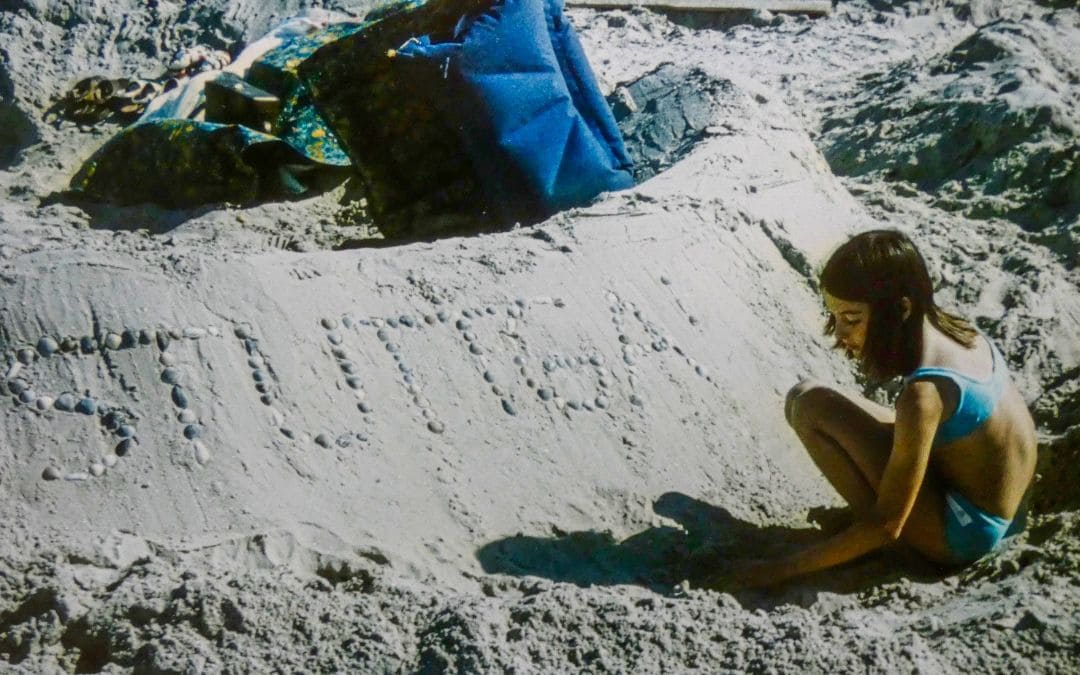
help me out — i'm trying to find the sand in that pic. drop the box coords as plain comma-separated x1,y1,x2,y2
1,0,1078,671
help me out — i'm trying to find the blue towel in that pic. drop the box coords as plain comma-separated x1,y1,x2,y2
391,0,634,220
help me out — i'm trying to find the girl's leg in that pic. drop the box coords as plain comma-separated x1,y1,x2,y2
785,379,893,512
786,379,952,564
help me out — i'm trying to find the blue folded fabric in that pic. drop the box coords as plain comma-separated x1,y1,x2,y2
396,0,634,220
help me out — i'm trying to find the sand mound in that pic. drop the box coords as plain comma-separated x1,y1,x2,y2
819,8,1079,234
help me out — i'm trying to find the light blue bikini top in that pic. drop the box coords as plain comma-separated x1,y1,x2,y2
903,336,1008,447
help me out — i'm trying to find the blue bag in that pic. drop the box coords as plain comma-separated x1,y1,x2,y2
302,0,633,231
395,0,635,219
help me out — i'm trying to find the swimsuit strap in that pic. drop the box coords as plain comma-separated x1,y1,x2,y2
904,335,1007,445
906,334,1005,386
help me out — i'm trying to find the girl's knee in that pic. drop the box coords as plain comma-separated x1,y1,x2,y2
785,379,832,427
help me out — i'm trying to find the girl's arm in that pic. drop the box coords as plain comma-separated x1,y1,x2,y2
735,381,944,586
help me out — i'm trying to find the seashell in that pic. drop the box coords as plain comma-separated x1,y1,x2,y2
102,410,123,430
171,386,189,408
37,336,59,357
115,438,136,456
7,378,29,396
161,367,182,385
54,392,77,411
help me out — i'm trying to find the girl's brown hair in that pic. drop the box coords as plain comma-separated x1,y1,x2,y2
820,229,976,381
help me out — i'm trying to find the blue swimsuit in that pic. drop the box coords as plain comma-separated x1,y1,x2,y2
904,337,1021,563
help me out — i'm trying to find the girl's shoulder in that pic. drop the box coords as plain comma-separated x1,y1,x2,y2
911,330,995,382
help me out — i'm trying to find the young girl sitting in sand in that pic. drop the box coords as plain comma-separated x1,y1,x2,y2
731,229,1037,587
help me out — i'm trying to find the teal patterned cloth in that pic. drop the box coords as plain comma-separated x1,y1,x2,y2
70,19,372,207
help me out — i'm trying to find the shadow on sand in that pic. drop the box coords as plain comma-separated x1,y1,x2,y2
477,491,949,608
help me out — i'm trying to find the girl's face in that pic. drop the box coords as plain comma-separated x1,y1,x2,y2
824,291,869,360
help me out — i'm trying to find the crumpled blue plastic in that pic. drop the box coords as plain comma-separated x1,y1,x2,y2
396,0,634,219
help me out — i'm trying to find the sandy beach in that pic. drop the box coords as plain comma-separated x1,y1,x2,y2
1,0,1078,671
